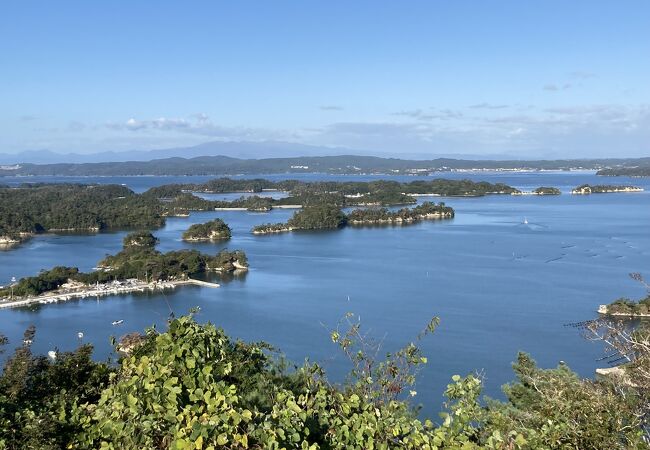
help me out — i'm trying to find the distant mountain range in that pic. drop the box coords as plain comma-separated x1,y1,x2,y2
2,152,650,177
0,140,542,165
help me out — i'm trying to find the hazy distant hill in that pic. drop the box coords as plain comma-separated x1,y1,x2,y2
0,141,361,164
0,140,543,165
2,154,650,177
597,166,650,177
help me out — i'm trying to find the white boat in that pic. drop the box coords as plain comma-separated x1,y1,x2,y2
112,320,124,325
523,217,528,225
47,350,57,360
77,332,84,339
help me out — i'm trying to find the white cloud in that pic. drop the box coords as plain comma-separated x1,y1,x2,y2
308,103,650,157
469,103,509,110
106,114,291,141
543,83,572,92
392,108,462,121
569,71,596,80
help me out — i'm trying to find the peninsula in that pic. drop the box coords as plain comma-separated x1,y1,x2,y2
252,204,346,234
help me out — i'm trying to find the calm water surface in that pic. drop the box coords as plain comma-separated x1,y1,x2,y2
1,171,649,413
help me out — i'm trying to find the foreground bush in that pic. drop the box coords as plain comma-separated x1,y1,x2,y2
0,313,648,449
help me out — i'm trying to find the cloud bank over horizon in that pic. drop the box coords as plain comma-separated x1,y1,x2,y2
5,102,649,159
1,2,649,159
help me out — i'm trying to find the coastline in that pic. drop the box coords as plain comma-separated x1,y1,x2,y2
597,304,650,318
213,205,302,211
572,187,644,195
0,278,220,310
348,212,453,225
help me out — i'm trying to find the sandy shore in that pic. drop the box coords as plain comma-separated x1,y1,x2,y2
0,278,219,310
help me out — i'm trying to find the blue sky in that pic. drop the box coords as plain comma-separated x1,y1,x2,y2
1,1,649,158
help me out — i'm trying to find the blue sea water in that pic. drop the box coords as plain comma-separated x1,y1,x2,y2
1,171,649,414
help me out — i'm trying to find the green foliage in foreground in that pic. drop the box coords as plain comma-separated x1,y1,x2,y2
0,314,647,449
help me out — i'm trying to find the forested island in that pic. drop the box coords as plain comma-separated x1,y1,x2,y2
0,178,559,247
252,201,453,234
0,183,268,245
597,166,650,177
532,186,561,195
599,295,650,317
0,232,247,306
252,205,347,234
571,184,644,194
0,184,165,244
182,219,232,241
347,202,455,224
188,177,522,198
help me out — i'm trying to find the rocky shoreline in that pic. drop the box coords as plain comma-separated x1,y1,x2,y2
182,231,230,241
572,185,644,195
348,211,454,225
0,278,220,310
597,304,650,317
252,227,294,235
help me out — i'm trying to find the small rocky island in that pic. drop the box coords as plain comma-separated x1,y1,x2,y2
182,219,232,241
571,184,644,195
532,186,561,195
252,202,454,235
